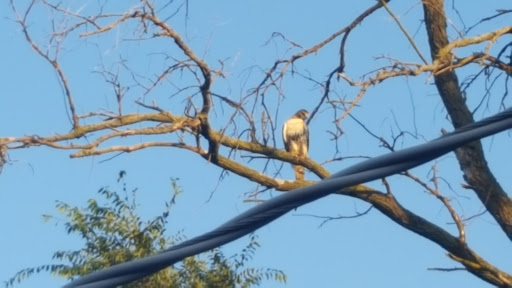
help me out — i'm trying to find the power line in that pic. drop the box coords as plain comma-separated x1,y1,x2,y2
64,108,512,288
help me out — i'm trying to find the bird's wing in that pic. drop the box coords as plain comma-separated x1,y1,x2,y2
304,121,309,155
282,121,290,152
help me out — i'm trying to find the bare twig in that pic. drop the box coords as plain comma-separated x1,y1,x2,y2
380,0,428,64
403,165,466,242
11,0,80,128
295,206,374,227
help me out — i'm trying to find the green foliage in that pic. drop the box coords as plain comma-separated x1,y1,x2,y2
6,171,286,287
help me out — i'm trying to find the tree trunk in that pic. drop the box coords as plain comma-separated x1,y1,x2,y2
422,0,512,240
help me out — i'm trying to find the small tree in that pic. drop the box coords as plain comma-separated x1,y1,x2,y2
6,172,286,288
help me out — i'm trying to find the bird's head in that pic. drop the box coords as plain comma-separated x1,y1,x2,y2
295,109,309,120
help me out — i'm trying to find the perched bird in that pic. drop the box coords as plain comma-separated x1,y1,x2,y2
282,109,309,180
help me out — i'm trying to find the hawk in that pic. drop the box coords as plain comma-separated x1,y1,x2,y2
282,109,309,180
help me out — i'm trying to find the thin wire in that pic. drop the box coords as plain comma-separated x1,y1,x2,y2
65,108,512,288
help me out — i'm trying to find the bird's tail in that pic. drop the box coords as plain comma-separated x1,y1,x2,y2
293,165,305,181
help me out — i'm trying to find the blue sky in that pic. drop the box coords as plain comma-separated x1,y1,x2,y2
1,1,511,287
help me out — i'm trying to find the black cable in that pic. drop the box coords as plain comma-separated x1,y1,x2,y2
65,108,512,288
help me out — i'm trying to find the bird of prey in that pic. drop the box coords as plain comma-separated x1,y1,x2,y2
282,109,309,180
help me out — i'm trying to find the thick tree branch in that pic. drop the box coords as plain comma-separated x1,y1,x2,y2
343,188,512,287
2,111,329,179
